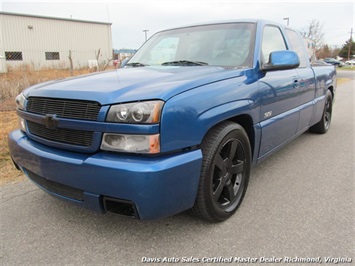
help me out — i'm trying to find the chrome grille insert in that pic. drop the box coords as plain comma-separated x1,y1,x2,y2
27,121,94,147
27,97,100,121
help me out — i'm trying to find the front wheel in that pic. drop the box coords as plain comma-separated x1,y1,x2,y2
192,122,251,223
309,90,333,134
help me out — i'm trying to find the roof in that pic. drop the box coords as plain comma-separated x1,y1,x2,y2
160,19,259,32
158,19,296,34
0,11,112,25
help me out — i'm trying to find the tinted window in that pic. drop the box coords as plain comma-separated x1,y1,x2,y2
261,26,287,63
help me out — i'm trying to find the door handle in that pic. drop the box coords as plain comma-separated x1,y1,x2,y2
293,79,299,88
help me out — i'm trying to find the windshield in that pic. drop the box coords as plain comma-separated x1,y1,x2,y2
128,23,256,68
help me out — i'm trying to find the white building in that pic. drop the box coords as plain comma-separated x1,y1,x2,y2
0,12,113,73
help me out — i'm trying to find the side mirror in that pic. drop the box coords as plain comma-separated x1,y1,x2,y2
120,57,130,68
262,50,300,71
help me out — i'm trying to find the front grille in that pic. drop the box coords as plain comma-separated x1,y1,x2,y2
27,97,101,121
27,121,94,147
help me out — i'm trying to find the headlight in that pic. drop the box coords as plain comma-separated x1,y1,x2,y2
15,93,26,110
101,133,160,154
106,100,164,124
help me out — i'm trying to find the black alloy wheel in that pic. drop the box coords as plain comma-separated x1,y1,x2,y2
323,92,332,131
192,122,251,222
310,89,333,134
212,138,245,210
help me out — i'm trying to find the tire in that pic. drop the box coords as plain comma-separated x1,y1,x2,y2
309,90,333,134
192,121,251,222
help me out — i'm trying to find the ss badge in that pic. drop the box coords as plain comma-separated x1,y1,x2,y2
264,111,272,119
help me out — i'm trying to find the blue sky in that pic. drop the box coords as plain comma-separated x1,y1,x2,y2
1,0,354,49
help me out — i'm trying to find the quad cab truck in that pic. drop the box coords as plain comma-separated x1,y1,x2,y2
9,20,336,222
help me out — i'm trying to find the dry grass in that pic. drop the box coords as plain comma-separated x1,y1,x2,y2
0,66,93,101
0,111,25,185
337,77,351,85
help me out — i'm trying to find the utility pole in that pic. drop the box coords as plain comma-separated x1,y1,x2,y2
348,28,353,60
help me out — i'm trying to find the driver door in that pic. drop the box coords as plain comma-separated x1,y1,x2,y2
258,25,300,159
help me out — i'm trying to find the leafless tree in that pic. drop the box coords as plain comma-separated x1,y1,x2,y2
101,58,113,71
301,19,325,49
95,48,113,71
95,48,101,72
68,50,74,76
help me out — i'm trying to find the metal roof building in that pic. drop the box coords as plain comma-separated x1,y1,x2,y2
0,12,113,73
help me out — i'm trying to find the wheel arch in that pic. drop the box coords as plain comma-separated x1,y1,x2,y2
227,114,255,158
202,113,256,160
328,85,334,99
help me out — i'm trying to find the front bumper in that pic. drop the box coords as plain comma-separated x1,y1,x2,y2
8,130,202,220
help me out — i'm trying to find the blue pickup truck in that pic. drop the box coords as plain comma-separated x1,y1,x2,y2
9,20,336,222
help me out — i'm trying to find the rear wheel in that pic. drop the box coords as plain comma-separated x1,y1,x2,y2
310,90,333,134
192,122,251,222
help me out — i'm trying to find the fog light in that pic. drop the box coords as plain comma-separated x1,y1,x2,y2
101,133,160,154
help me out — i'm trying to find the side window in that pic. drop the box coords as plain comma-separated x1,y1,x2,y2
285,29,308,68
261,26,287,63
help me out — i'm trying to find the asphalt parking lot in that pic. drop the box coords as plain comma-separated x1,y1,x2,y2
1,72,354,265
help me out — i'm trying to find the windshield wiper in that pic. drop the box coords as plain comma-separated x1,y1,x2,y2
125,62,148,67
161,60,208,66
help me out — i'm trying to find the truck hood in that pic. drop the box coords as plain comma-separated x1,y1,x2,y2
23,66,244,105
